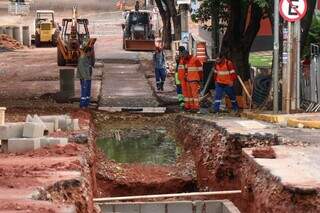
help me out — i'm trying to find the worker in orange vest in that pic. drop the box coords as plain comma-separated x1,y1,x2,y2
212,55,239,113
178,46,203,112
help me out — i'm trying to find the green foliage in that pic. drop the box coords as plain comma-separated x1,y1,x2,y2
191,0,268,31
304,13,320,56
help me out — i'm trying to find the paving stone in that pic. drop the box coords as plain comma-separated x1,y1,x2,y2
23,122,45,138
7,138,40,153
40,137,68,147
0,123,24,140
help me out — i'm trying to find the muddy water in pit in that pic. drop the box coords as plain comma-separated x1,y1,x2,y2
97,128,180,165
94,113,197,198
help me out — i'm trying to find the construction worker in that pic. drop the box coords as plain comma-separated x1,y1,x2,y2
77,47,93,108
175,54,184,108
153,47,166,91
212,55,239,113
178,46,203,112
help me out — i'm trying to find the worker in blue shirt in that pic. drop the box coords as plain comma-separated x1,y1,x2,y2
153,47,167,91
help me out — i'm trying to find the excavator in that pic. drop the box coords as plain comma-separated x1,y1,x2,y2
122,10,155,51
56,6,96,66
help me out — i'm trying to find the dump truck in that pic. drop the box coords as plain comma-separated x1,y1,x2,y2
56,6,96,66
32,10,59,47
122,10,155,51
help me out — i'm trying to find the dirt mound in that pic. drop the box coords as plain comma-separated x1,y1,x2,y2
252,146,276,159
0,34,23,51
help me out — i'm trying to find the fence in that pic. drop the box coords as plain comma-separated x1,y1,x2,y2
300,44,320,112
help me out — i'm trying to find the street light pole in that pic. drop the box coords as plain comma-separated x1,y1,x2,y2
273,0,280,113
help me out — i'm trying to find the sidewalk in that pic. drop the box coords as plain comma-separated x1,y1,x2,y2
242,111,320,129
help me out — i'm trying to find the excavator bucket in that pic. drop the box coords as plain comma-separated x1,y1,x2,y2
125,40,155,51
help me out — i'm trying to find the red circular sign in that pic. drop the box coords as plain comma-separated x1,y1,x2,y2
280,0,307,22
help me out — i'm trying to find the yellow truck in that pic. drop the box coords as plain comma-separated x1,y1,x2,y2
32,10,59,47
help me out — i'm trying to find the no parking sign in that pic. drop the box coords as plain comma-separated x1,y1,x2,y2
280,0,307,22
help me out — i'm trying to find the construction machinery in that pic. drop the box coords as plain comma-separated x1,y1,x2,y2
32,10,59,47
122,10,155,51
57,7,96,66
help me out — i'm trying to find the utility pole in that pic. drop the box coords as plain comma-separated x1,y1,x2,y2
273,0,280,114
279,0,306,113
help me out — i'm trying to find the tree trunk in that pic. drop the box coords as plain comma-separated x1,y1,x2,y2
220,2,263,82
155,0,173,49
162,12,172,49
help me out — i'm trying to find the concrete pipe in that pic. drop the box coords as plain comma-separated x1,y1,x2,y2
22,26,30,46
59,68,75,99
5,26,13,38
13,26,21,43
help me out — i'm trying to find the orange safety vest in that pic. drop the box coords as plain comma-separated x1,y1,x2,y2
214,59,237,85
185,56,203,81
177,58,186,82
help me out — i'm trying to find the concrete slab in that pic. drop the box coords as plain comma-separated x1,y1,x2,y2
98,107,166,113
23,122,45,138
0,122,24,139
7,138,40,153
99,63,159,107
243,145,320,190
40,137,68,148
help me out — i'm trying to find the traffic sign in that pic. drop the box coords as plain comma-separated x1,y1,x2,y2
280,0,307,22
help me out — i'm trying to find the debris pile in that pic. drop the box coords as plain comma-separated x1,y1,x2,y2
252,146,277,159
0,34,23,51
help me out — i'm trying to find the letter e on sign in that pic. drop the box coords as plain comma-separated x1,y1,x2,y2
280,0,307,22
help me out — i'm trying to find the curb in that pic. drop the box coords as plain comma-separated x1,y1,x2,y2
287,118,320,129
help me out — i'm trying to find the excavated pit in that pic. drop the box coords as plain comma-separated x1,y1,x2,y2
93,112,320,213
93,112,197,199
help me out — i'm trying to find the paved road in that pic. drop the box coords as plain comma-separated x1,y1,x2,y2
88,11,159,108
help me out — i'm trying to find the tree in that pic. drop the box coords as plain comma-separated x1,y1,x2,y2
192,0,316,82
154,0,180,49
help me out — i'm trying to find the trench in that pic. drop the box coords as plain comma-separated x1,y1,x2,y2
91,112,258,212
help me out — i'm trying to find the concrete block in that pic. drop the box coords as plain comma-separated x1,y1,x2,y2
44,122,55,133
71,119,80,131
40,137,68,147
0,107,6,125
23,122,45,138
39,116,59,131
7,138,40,153
195,201,222,213
114,204,140,213
141,203,165,213
167,202,193,213
0,122,24,140
39,115,72,131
